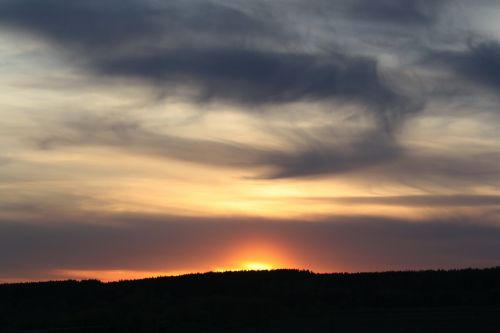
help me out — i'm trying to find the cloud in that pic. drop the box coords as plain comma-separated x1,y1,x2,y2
0,0,282,50
389,150,500,189
0,191,104,217
344,0,449,26
99,48,422,131
262,138,500,181
314,194,500,207
37,114,271,168
0,213,499,280
99,49,388,103
35,113,500,182
0,0,423,132
264,0,448,28
0,0,449,47
0,0,439,184
258,130,401,178
426,40,500,93
35,114,403,178
1,0,498,182
0,156,10,166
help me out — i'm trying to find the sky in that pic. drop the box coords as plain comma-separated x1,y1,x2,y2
1,0,500,282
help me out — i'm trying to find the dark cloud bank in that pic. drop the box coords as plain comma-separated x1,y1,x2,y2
1,214,499,280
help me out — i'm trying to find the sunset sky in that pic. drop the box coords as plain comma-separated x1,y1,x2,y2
1,0,500,282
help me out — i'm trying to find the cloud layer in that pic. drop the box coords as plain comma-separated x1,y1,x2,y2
1,213,499,280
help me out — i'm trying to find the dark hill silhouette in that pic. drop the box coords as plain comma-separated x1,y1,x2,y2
1,268,500,332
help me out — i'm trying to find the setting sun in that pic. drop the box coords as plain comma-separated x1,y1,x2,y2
213,239,297,273
242,262,274,271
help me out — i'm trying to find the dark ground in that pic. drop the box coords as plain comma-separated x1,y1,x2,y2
1,268,500,332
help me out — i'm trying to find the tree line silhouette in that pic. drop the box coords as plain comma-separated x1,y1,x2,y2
1,267,499,332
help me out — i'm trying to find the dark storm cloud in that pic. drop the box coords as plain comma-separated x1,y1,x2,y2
1,214,499,280
426,40,500,92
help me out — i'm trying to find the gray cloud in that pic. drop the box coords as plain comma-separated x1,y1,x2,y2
426,40,500,93
36,114,402,178
344,0,449,26
37,114,271,168
98,47,423,132
264,139,500,182
391,150,500,189
313,194,500,207
0,0,449,49
0,0,423,132
35,113,500,182
0,0,281,50
259,130,401,178
1,213,499,280
98,48,399,108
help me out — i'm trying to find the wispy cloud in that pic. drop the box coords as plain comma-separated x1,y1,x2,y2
426,40,500,94
0,0,425,131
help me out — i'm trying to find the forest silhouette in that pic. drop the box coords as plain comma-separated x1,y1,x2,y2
1,267,499,332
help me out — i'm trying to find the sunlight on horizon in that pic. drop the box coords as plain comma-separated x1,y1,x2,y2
47,241,298,282
243,262,274,271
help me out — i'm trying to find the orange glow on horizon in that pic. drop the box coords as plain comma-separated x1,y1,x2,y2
53,269,191,282
213,239,298,273
45,240,300,282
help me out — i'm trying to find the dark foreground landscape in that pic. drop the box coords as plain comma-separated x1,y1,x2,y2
1,268,500,332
